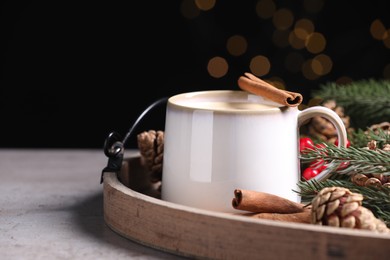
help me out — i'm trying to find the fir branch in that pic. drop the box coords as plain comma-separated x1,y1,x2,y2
295,179,390,226
367,128,390,147
349,128,370,148
300,144,390,176
312,79,390,129
349,126,390,148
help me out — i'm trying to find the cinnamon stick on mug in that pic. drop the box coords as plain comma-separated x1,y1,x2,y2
232,189,307,214
237,72,303,107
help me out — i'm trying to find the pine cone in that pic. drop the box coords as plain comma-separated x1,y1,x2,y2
349,127,390,188
365,122,390,150
350,173,390,188
311,187,390,233
137,130,164,183
307,99,353,143
366,122,390,136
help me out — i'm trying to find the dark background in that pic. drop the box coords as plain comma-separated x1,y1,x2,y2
1,0,389,149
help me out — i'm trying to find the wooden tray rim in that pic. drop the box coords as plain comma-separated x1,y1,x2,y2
103,156,390,259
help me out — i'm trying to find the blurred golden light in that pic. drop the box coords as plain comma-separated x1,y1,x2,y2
284,52,304,73
272,29,290,48
383,63,390,79
336,76,353,85
311,54,332,75
207,56,229,78
294,19,315,40
180,0,201,19
195,0,216,11
256,0,276,19
303,0,324,13
305,32,326,53
273,8,294,30
370,19,386,40
266,76,286,90
302,59,319,80
249,55,271,77
226,35,248,56
310,59,322,75
288,31,306,49
383,30,390,48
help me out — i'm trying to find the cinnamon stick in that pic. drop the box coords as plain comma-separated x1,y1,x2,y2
237,72,303,107
232,189,307,214
242,211,311,224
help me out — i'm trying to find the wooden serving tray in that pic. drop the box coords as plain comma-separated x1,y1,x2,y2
103,154,390,259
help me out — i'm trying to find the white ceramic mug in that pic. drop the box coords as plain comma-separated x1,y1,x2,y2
161,90,347,213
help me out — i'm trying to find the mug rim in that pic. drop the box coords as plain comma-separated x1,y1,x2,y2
167,90,285,113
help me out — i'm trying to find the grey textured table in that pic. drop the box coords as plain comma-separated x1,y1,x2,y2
0,149,185,259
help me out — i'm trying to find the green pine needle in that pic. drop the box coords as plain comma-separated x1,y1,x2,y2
300,143,390,176
295,179,390,226
300,79,390,227
312,79,390,129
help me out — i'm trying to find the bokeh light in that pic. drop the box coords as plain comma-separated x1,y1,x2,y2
195,0,216,11
305,32,326,53
302,59,320,80
207,56,229,78
294,19,315,40
196,1,389,94
272,8,294,30
3,0,390,150
370,19,386,40
226,35,248,56
289,31,306,49
249,55,271,77
311,54,332,76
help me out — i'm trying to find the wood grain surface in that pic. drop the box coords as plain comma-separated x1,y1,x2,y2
103,156,390,260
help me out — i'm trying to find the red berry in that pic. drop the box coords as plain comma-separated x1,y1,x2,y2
336,161,350,170
302,167,320,180
334,138,351,148
299,137,314,153
309,159,327,172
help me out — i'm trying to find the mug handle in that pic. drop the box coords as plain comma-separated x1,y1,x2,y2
298,106,348,181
